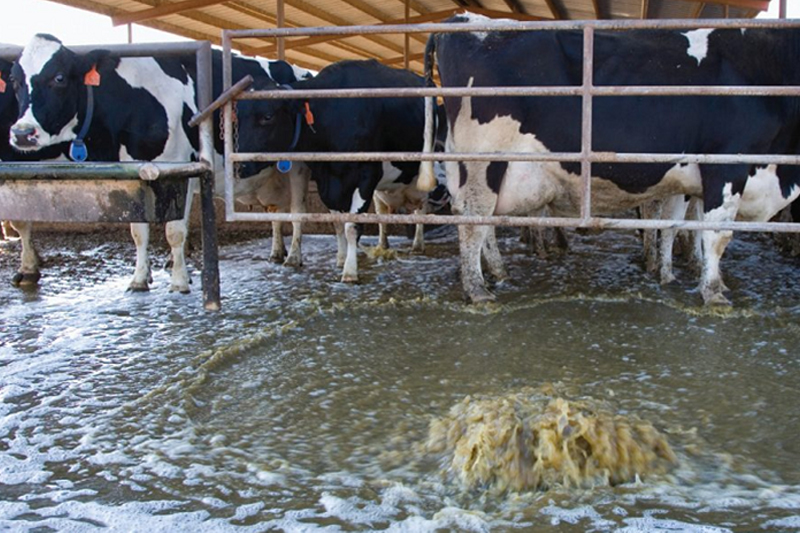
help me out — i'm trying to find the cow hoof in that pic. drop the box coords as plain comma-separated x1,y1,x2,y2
283,256,303,268
703,292,731,307
170,284,191,294
659,273,677,285
467,286,496,304
127,281,150,292
11,272,41,287
269,254,286,264
411,245,426,255
341,274,359,284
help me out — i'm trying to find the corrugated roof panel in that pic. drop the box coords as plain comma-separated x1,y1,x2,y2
47,0,767,70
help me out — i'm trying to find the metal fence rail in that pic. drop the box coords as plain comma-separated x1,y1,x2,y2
219,18,800,234
0,41,221,310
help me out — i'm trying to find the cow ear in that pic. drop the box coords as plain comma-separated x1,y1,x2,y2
77,50,113,85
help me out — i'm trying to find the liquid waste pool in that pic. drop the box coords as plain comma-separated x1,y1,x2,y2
1,226,799,531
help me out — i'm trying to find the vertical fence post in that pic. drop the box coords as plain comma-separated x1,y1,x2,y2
580,25,595,222
222,31,236,220
196,41,221,311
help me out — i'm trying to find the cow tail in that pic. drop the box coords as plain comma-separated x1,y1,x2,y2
417,34,438,192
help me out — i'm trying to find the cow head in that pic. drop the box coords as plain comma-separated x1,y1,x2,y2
9,34,107,153
236,79,304,177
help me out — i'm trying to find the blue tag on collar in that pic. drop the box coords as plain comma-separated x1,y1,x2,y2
277,160,292,174
69,139,88,162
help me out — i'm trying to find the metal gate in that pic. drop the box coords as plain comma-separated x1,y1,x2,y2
217,17,800,235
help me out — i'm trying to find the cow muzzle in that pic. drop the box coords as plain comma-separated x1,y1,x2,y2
10,124,40,150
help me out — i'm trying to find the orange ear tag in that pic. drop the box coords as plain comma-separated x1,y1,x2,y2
84,65,101,86
0,76,6,94
304,102,315,126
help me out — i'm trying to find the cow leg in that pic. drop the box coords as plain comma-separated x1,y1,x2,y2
9,221,41,287
284,167,309,268
341,165,382,283
165,219,191,294
482,226,507,283
459,224,495,303
453,161,501,303
639,200,663,275
658,195,690,285
698,169,745,305
269,221,287,263
129,223,152,292
374,194,391,250
342,221,360,283
165,180,196,294
681,198,705,277
334,221,347,268
411,205,426,254
2,220,18,239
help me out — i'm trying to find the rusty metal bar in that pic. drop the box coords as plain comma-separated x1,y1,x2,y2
580,26,594,221
0,161,209,180
219,18,800,235
238,85,800,99
195,40,220,311
229,151,800,166
223,18,800,41
223,211,800,234
189,74,254,128
223,32,236,219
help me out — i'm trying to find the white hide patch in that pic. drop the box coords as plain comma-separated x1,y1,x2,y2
704,182,741,223
682,29,714,65
115,58,197,162
455,12,516,42
349,188,368,214
738,165,800,222
447,92,702,218
18,35,61,97
11,36,80,149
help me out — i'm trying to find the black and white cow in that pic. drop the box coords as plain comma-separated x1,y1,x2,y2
8,34,313,292
419,14,800,304
236,59,435,282
0,56,69,287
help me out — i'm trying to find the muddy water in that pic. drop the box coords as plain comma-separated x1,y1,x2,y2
1,227,800,531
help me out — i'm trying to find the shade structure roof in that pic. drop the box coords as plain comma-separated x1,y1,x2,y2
46,0,770,72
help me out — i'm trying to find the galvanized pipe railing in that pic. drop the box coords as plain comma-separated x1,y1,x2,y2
0,40,221,310
220,18,800,234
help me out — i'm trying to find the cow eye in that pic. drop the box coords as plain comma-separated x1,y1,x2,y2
258,114,274,126
53,73,65,85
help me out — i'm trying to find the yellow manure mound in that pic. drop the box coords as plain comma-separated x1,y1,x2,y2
426,388,677,493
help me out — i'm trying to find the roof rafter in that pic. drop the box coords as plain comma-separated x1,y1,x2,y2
252,7,547,57
112,0,229,27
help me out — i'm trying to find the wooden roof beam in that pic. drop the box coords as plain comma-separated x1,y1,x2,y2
501,0,526,13
693,2,706,17
703,0,769,10
641,0,650,18
591,0,603,18
391,0,431,16
253,9,464,56
542,0,564,20
284,0,408,56
337,0,428,46
111,0,229,27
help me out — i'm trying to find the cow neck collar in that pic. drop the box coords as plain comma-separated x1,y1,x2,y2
277,83,311,173
69,85,95,162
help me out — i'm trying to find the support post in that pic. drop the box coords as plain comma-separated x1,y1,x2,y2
196,41,221,311
404,0,410,70
580,26,594,221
